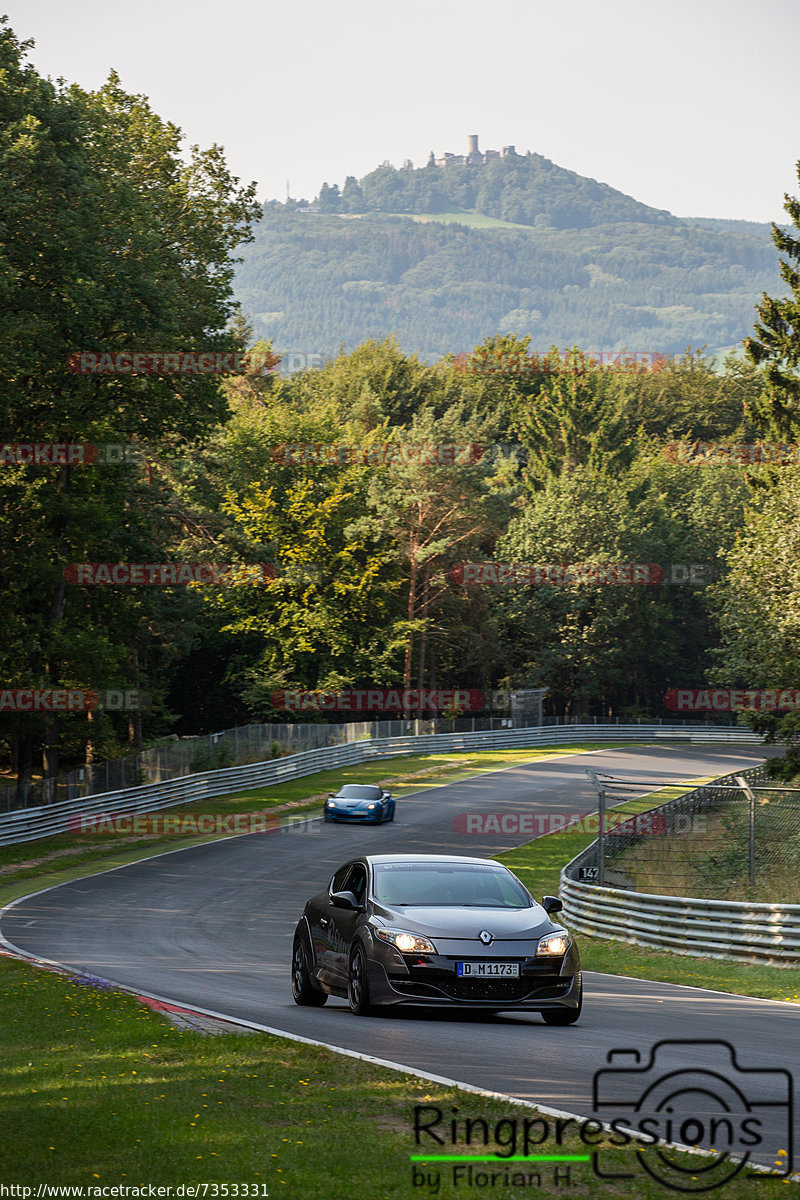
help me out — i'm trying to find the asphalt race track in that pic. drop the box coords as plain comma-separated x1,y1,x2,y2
3,744,797,1172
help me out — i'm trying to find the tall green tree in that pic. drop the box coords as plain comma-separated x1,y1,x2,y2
709,471,800,777
745,160,800,439
710,162,800,775
0,20,261,799
488,456,749,716
355,407,509,697
509,347,638,487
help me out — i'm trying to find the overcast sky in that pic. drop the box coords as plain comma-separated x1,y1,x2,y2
6,0,798,223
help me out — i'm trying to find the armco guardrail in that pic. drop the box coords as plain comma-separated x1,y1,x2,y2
0,723,764,848
560,877,800,964
560,764,800,964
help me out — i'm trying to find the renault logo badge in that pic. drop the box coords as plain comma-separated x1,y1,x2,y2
479,930,493,945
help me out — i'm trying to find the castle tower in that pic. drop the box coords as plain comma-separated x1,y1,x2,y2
468,134,479,155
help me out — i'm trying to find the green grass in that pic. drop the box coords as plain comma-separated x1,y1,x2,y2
497,786,800,1004
342,208,540,232
402,210,538,232
1,956,793,1197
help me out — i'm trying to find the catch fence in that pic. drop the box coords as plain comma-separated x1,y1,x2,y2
0,722,764,846
1,714,744,810
561,765,800,962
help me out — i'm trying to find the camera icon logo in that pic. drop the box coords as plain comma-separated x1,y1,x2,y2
592,1039,793,1192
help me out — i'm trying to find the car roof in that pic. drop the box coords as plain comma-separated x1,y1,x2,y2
364,854,509,867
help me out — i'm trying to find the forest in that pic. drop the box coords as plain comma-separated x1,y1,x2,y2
3,16,800,800
235,157,782,361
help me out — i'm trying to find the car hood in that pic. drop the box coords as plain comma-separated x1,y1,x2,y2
372,903,557,941
330,798,378,809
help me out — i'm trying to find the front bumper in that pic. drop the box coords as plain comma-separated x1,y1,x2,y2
365,942,582,1010
324,808,382,823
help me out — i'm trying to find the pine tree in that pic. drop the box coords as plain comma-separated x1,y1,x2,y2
745,160,800,438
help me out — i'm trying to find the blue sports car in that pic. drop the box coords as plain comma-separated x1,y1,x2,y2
324,783,395,824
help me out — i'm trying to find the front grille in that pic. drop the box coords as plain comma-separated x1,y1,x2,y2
390,975,572,1003
442,977,534,1001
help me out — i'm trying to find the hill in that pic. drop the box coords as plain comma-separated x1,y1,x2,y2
233,148,782,362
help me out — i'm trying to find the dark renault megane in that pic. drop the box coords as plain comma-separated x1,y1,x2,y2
291,854,582,1022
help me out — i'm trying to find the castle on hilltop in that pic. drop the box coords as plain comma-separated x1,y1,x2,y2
428,135,517,168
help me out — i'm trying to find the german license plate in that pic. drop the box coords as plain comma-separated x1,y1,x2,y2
456,962,519,977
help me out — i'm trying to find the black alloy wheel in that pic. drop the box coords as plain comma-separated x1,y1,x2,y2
348,943,374,1016
291,936,327,1006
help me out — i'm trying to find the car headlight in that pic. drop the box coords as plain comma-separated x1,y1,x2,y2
536,932,570,957
326,800,335,807
376,929,437,954
367,803,377,810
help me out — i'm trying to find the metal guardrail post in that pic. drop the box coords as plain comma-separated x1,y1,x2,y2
586,768,606,887
735,774,757,886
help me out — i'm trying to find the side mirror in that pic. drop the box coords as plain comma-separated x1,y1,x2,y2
328,793,336,799
330,890,361,911
542,895,563,915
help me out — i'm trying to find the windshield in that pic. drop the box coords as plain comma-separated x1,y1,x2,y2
372,862,532,908
336,785,381,800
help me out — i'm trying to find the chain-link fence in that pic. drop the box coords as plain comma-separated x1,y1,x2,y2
1,715,530,810
0,712,750,812
581,766,800,902
0,720,393,810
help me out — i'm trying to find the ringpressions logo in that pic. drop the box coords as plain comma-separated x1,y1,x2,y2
410,1103,596,1192
592,1039,793,1192
408,1040,793,1193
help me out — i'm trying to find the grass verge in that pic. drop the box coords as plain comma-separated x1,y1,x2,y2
0,955,793,1197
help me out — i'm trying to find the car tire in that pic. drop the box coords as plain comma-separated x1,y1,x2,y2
386,803,395,822
291,936,327,1006
541,978,582,1025
348,943,374,1016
